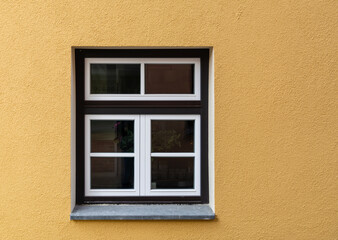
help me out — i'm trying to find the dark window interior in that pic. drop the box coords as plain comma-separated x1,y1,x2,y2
145,64,194,94
90,64,140,94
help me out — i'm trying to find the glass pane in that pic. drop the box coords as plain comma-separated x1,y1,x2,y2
151,157,194,189
91,157,134,189
91,120,134,153
145,64,194,94
90,64,140,94
151,120,194,152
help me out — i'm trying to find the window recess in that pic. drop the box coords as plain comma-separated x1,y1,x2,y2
75,49,209,205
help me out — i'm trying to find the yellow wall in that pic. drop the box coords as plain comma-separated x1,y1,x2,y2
0,1,337,239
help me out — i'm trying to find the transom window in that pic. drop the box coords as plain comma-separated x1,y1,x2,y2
85,58,201,100
75,49,209,204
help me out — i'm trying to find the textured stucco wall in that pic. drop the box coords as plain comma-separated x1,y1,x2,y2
0,1,337,239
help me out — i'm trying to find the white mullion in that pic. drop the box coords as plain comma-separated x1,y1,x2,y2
89,153,135,157
194,116,201,196
194,59,201,100
150,153,195,157
150,189,197,193
140,63,145,95
139,115,146,196
85,116,91,196
84,59,91,100
144,115,151,196
133,116,140,196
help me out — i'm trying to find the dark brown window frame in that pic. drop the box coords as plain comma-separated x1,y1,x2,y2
75,49,209,204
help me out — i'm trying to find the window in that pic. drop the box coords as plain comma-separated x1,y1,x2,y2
85,58,200,100
75,49,209,204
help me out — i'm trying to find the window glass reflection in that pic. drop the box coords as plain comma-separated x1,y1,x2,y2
91,157,134,189
151,120,194,152
151,157,194,189
145,64,194,94
91,64,140,94
91,120,134,153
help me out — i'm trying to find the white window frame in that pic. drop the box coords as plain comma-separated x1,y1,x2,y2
85,115,140,196
144,115,201,196
85,58,201,101
85,114,201,197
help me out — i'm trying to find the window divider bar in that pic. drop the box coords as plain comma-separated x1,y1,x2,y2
140,63,145,95
139,115,146,196
89,153,136,157
145,115,151,196
84,107,202,115
150,153,196,157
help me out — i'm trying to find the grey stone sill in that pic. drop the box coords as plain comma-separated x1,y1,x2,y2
70,204,215,220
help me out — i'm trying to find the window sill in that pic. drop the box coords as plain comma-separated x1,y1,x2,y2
70,204,215,220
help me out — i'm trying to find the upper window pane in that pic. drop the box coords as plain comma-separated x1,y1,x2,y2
145,64,194,94
90,64,140,94
151,120,194,152
91,120,134,153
